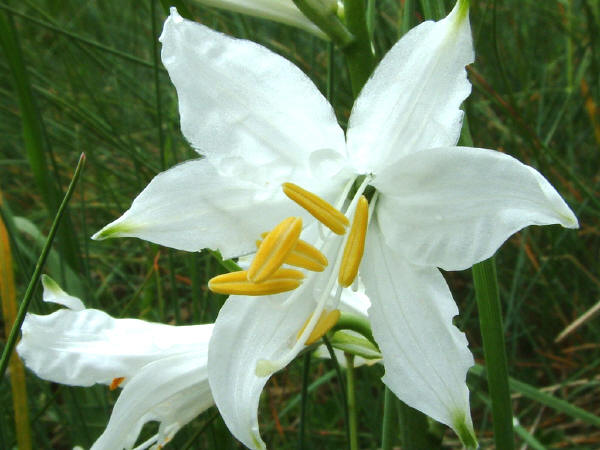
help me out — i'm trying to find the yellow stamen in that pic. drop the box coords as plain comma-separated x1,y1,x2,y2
248,217,303,282
297,309,341,345
338,196,368,287
208,269,304,296
109,377,125,391
257,233,328,272
282,182,349,235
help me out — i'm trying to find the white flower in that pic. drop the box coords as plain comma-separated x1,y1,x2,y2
92,3,577,448
192,0,327,38
17,276,214,450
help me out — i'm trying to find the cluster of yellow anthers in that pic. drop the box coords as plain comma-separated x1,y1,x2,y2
209,182,369,345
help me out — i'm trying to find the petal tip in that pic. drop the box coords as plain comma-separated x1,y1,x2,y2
452,411,477,449
91,221,137,241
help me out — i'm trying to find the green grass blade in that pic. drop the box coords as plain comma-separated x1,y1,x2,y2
0,154,86,379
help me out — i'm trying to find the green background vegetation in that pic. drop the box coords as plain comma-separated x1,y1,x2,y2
1,0,599,448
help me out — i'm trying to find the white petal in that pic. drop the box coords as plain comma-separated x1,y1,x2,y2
195,0,326,38
346,2,473,174
91,352,213,450
375,146,579,271
208,293,316,449
208,235,345,449
17,305,212,386
339,281,370,318
160,9,346,173
93,159,348,258
362,223,475,440
41,274,85,310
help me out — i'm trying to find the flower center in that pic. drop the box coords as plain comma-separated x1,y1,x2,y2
208,176,374,377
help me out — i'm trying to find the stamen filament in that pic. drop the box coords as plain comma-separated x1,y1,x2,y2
283,182,349,235
248,217,302,283
209,269,303,296
297,309,342,345
257,234,328,272
338,196,369,287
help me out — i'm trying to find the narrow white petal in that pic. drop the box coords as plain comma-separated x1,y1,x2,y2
208,293,316,449
208,235,345,449
17,305,212,386
41,274,85,310
362,223,475,439
195,0,326,38
160,9,346,172
91,352,213,450
339,281,370,318
375,146,579,271
93,159,343,258
346,2,473,174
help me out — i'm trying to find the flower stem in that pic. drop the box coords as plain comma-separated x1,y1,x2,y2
472,257,515,450
298,351,311,449
344,353,358,450
381,387,397,450
322,335,351,449
0,153,86,379
342,0,376,97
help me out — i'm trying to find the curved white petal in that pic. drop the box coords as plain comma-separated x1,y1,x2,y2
160,9,346,174
339,281,370,318
208,293,315,449
346,2,473,174
17,304,212,386
91,352,212,450
92,159,348,258
361,222,475,441
41,274,84,310
208,235,345,449
195,0,326,38
375,146,579,271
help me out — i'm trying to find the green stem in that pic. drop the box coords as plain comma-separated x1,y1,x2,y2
472,257,514,450
342,0,376,97
344,353,358,450
381,387,397,450
298,352,311,449
322,335,350,449
0,154,86,379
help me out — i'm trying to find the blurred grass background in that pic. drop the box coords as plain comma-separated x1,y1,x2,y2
0,0,599,448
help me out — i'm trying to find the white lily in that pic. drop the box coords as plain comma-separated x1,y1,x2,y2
92,2,577,448
17,276,214,450
192,0,327,39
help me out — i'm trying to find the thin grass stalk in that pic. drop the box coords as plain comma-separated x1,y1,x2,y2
0,9,81,274
344,353,358,450
322,335,351,449
298,352,311,449
0,192,32,450
0,153,86,379
381,387,396,450
472,258,514,450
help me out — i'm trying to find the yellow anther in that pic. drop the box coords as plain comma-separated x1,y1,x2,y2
298,309,342,345
257,234,328,272
282,182,349,235
338,196,368,287
248,217,302,282
208,269,304,296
